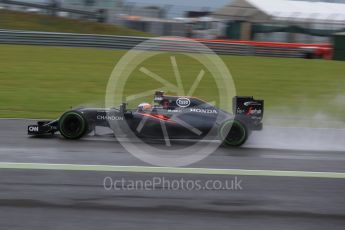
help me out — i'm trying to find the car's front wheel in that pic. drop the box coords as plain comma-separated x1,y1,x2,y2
58,111,88,139
219,120,248,147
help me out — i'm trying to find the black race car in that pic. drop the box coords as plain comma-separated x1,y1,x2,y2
28,91,264,146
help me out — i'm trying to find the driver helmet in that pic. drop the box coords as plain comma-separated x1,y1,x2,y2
138,102,152,112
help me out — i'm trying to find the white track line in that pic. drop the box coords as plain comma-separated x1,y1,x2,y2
0,162,344,179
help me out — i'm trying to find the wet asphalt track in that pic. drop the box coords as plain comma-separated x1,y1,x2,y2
0,119,345,229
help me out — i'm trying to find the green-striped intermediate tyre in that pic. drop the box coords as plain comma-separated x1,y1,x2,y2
58,111,88,139
219,120,248,147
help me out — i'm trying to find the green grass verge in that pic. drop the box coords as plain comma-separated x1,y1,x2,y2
0,44,344,127
0,9,152,37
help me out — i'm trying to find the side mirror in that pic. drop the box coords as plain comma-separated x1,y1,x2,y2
120,103,127,113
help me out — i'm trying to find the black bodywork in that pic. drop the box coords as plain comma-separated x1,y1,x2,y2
28,91,264,146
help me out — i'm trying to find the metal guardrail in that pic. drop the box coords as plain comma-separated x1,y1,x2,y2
0,30,303,58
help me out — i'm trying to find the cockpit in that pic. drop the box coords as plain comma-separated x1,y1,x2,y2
156,91,214,109
137,91,214,112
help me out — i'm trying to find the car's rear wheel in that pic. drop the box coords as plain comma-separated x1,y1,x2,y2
58,111,87,139
219,120,248,147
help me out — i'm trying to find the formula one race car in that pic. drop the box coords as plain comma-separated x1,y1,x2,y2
28,91,264,146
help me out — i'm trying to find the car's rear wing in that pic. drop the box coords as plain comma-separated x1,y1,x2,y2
233,96,264,123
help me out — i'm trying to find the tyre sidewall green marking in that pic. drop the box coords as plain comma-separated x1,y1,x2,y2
219,120,246,146
59,111,86,139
